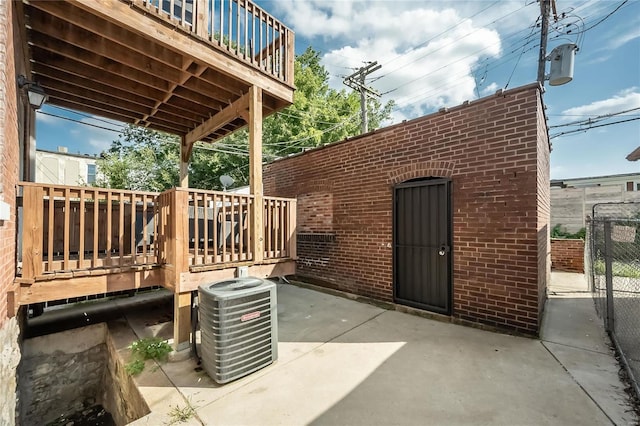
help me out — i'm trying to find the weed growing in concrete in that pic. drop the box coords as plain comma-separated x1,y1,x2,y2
124,359,145,375
125,337,172,375
166,401,196,425
131,337,173,361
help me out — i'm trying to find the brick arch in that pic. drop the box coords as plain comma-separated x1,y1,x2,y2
295,178,334,196
387,161,456,185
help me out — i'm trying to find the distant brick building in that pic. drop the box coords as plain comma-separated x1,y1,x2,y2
265,84,551,335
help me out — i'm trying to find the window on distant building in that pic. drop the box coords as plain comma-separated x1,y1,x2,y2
87,164,96,184
626,181,634,191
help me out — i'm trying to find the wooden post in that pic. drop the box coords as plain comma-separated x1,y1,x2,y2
173,292,192,352
285,30,295,86
22,185,44,280
180,135,191,188
171,189,191,351
288,199,297,260
249,85,264,262
195,0,208,39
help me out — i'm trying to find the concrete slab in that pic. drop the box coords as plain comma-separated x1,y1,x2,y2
542,272,638,425
543,341,636,426
195,309,611,425
27,274,638,425
149,283,386,412
541,292,609,353
549,271,590,294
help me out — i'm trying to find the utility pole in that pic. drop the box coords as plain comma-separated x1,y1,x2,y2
537,0,557,86
343,61,382,134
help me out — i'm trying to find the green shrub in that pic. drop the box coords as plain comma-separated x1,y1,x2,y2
124,359,145,375
125,337,172,375
593,260,640,278
130,337,173,361
551,224,586,240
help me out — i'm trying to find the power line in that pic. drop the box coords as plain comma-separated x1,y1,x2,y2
379,1,501,69
580,0,628,33
549,107,640,129
37,110,124,133
550,117,640,139
47,105,125,127
506,18,539,89
388,36,540,109
382,21,539,99
374,1,535,84
343,62,382,133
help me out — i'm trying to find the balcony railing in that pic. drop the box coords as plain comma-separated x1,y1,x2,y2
18,183,296,282
132,0,295,86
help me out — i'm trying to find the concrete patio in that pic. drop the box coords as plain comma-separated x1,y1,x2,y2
28,272,638,425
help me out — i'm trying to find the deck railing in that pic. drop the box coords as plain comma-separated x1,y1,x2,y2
20,183,159,279
19,183,296,281
132,0,295,86
264,196,296,260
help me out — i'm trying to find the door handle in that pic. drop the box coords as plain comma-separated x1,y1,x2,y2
438,245,448,256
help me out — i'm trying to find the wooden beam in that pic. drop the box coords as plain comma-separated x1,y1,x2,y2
17,269,163,305
184,91,251,145
27,3,185,69
179,260,296,292
26,16,183,79
29,43,173,93
173,292,191,351
249,86,264,262
180,137,190,188
72,0,294,103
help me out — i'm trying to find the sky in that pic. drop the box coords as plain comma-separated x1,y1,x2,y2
35,0,640,180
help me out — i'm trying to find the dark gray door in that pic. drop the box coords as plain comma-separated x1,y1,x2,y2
393,179,451,314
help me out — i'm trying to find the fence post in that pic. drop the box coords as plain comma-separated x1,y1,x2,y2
22,185,44,280
603,219,615,332
288,199,297,260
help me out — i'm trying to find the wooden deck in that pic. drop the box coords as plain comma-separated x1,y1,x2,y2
23,0,295,143
15,0,296,350
15,183,296,349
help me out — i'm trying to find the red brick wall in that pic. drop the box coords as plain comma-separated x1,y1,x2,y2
264,84,549,335
536,93,551,318
550,239,584,273
0,1,30,325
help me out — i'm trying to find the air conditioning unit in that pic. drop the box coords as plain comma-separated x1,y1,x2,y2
198,277,278,384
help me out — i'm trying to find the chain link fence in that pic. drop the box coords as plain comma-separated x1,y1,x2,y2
587,202,640,398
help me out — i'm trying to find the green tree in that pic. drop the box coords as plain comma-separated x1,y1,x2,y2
97,47,394,191
97,126,179,192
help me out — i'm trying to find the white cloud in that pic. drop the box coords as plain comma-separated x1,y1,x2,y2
35,112,59,125
481,82,499,96
608,26,640,49
83,123,121,152
68,116,123,153
275,1,525,121
560,88,640,120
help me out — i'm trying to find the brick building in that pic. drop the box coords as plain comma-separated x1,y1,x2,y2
1,2,33,423
264,83,551,336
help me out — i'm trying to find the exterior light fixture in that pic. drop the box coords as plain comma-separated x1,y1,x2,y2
17,75,48,109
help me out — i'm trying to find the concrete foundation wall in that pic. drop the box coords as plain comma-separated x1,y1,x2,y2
18,324,108,425
18,323,149,426
0,318,20,426
102,323,149,425
264,84,550,335
551,186,640,233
